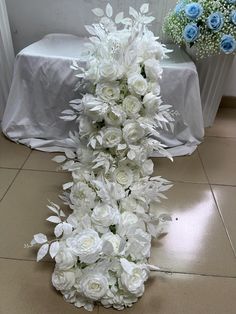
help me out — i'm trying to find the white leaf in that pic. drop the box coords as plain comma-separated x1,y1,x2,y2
47,216,61,224
85,25,96,36
34,233,47,244
63,182,73,190
64,149,75,159
140,3,149,14
37,243,49,262
115,12,124,24
61,109,75,115
92,8,104,17
129,7,138,18
54,223,63,237
60,115,77,121
121,18,132,25
47,205,59,215
52,155,66,163
62,222,73,236
60,210,66,217
106,3,113,17
143,16,155,24
30,238,37,246
49,242,60,259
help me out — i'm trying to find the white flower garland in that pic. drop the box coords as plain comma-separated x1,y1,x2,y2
32,3,175,311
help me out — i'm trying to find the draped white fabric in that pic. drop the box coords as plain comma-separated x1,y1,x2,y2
2,34,204,156
0,0,14,125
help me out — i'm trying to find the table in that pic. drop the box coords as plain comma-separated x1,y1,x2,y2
2,34,204,156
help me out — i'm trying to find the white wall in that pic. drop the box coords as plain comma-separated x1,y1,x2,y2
5,0,236,96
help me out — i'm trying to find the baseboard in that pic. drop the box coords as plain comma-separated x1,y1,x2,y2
220,96,236,108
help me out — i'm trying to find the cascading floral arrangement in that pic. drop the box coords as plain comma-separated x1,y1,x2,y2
164,0,236,58
31,3,174,311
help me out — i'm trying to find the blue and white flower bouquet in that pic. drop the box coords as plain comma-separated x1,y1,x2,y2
164,0,236,58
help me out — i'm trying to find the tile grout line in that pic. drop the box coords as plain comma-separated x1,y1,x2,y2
0,256,236,280
0,150,32,203
197,148,236,258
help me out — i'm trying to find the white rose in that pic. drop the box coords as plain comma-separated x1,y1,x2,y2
96,82,120,101
128,74,147,96
141,159,154,176
99,61,119,81
144,58,163,81
70,182,96,209
143,92,161,114
104,106,126,126
120,258,148,297
91,203,120,227
126,229,151,260
102,127,122,148
123,122,145,144
79,273,109,300
101,232,122,255
113,166,133,188
122,95,142,117
66,229,102,264
52,268,75,291
55,245,77,270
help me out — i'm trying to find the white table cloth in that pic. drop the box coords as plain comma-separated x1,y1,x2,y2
2,34,204,156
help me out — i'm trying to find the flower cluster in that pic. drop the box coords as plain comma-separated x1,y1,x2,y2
164,0,236,58
32,3,174,311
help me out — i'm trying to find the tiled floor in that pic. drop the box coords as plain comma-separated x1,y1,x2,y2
0,107,236,313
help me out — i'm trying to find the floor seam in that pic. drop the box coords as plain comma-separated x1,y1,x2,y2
0,169,20,202
197,149,236,258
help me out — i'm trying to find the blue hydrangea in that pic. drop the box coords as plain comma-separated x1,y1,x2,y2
184,3,203,20
230,10,236,25
220,35,236,54
183,24,200,42
207,12,224,32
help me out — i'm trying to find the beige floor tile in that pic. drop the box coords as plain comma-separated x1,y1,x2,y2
23,150,63,172
212,185,236,254
98,272,236,314
149,182,236,276
205,108,236,138
198,137,236,185
0,170,71,261
0,168,18,200
0,133,31,168
153,150,207,183
0,258,97,314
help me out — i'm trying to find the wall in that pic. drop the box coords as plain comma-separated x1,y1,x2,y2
5,0,236,97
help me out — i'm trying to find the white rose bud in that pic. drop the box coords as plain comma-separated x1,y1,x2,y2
120,258,148,297
52,268,75,291
104,106,126,126
70,182,96,209
141,159,154,176
55,245,77,270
